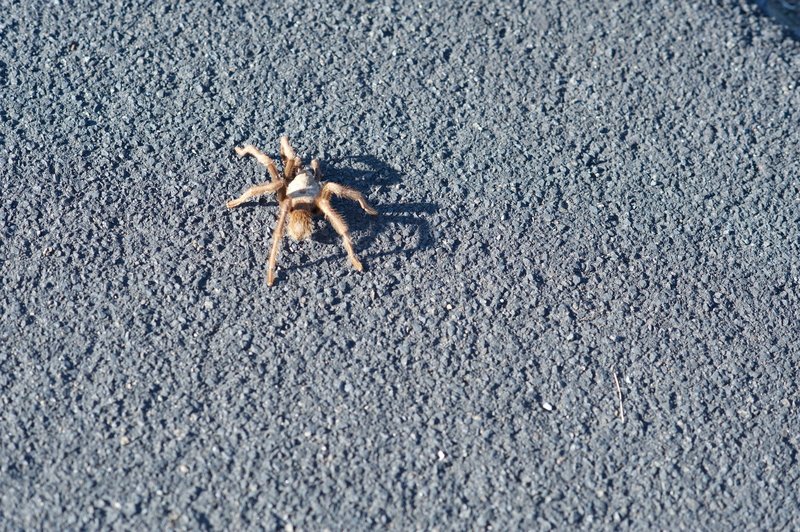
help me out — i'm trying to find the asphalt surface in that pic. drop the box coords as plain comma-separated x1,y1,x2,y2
1,0,799,529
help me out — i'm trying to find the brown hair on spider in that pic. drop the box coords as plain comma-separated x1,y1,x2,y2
226,136,378,286
287,210,313,241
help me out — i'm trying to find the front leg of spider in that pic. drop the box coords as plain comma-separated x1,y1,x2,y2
267,200,290,286
234,145,282,183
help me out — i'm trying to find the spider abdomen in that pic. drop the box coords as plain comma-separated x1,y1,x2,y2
286,171,320,200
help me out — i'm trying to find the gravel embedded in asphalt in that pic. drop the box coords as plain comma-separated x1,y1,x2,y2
1,1,799,529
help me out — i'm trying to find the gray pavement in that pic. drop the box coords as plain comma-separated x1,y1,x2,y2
1,0,799,529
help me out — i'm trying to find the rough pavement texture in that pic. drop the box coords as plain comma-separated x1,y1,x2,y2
1,0,799,529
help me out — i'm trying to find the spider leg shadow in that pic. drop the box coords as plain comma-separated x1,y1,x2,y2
357,201,438,258
321,154,403,188
229,198,280,211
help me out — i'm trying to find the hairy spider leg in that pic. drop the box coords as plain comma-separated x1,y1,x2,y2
267,200,291,286
279,136,300,180
321,182,378,215
226,180,285,209
234,145,281,182
317,198,364,271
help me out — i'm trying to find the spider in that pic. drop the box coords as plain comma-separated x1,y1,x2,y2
226,137,378,286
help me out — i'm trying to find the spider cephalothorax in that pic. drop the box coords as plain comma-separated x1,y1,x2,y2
226,137,378,286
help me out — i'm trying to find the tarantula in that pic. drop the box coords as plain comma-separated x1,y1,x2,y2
226,137,378,286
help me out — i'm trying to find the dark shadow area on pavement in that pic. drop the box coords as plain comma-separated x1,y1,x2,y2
753,0,800,38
